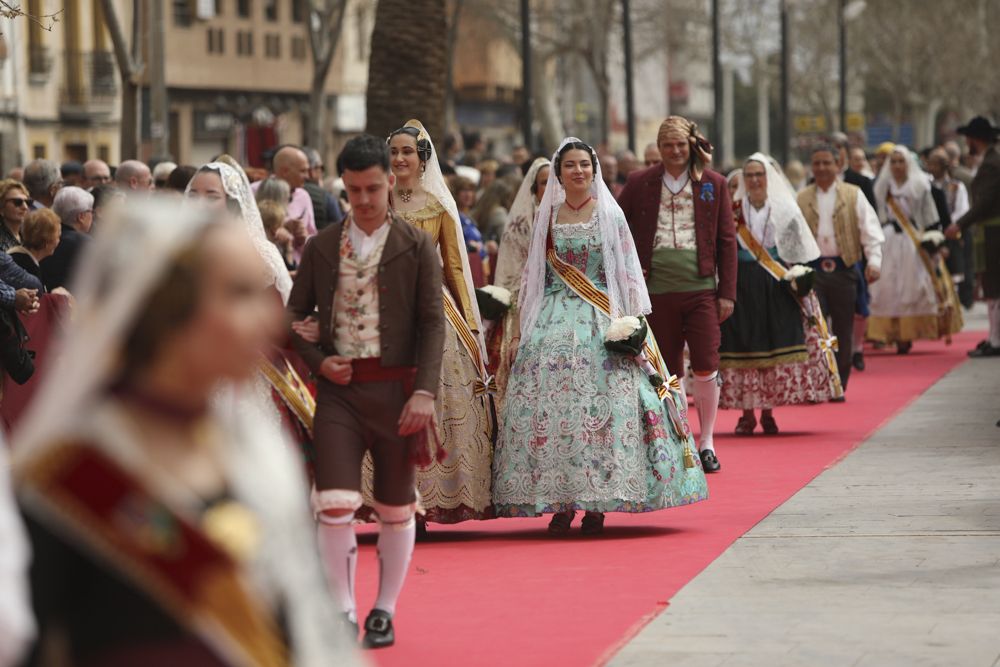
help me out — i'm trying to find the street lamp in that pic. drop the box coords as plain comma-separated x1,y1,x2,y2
839,0,866,133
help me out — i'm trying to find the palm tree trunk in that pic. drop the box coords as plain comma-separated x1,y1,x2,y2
365,0,448,141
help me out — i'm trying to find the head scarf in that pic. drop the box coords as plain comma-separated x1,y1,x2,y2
186,156,293,304
399,119,487,355
657,115,713,181
519,138,651,341
873,146,938,229
493,157,550,293
736,152,821,264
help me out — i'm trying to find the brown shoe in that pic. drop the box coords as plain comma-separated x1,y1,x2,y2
581,511,605,536
735,414,757,436
760,414,779,435
547,510,576,536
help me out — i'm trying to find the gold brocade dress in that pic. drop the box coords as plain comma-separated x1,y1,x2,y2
362,197,494,522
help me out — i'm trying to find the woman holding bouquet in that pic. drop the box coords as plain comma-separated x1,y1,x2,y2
492,139,708,536
719,153,842,435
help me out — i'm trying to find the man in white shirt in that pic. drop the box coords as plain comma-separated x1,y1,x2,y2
797,145,884,395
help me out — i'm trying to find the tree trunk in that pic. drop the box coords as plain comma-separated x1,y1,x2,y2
365,0,448,141
532,54,564,154
99,0,141,160
305,1,347,155
443,0,462,135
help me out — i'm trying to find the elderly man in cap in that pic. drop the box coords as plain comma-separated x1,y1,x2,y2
946,116,1000,358
618,115,737,473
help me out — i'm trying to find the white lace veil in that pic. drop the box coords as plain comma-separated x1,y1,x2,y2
11,200,358,665
186,159,294,304
519,137,651,340
736,152,821,264
493,157,550,293
402,119,487,354
873,146,935,225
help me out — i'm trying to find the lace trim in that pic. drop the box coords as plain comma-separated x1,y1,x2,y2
397,197,446,224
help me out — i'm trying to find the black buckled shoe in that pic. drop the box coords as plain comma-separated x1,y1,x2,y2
852,352,865,371
700,449,721,473
362,609,395,649
968,343,1000,358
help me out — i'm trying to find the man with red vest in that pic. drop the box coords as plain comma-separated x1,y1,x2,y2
618,116,737,473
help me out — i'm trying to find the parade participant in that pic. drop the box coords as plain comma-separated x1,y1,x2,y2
797,145,883,395
869,147,962,351
384,120,494,526
618,115,737,473
946,116,1000,357
490,157,550,412
493,138,708,535
720,154,842,434
14,200,356,666
288,134,444,648
185,158,318,484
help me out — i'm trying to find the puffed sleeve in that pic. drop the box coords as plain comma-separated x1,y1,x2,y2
435,210,478,331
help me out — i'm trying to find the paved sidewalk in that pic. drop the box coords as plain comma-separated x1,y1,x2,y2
611,312,1000,667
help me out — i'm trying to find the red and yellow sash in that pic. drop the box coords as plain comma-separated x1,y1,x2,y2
19,442,289,667
886,194,963,340
442,289,495,398
734,202,843,396
258,352,315,437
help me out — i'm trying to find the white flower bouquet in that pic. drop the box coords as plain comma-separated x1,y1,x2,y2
783,264,815,295
921,230,947,255
475,285,512,320
605,316,664,389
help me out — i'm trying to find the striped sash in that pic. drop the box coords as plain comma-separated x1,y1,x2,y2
442,288,496,397
258,353,316,437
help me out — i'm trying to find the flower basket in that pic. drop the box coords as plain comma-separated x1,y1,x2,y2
475,285,512,320
604,316,648,357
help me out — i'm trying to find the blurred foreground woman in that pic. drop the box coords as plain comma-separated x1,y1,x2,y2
12,202,357,666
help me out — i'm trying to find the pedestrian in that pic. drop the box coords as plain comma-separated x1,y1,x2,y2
618,115,738,473
869,146,962,351
114,160,153,194
720,153,842,435
21,160,62,210
288,134,445,648
81,159,112,190
796,145,883,395
151,160,177,189
0,180,31,252
8,208,61,284
492,138,708,534
303,147,345,231
253,146,318,264
40,186,94,291
490,157,549,413
14,199,357,666
946,116,1000,357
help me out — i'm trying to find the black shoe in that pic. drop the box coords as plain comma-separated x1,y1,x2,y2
852,352,865,371
968,344,1000,358
700,449,721,473
415,519,428,542
362,609,395,649
830,396,846,403
896,341,912,355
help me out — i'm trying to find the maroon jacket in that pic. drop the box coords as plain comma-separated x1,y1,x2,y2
617,163,737,302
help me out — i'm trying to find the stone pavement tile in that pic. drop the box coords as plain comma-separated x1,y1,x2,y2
610,353,1000,667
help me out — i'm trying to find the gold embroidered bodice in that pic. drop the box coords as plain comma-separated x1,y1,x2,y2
398,197,477,330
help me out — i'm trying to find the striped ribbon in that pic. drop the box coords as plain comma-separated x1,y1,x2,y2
258,354,316,437
442,288,492,389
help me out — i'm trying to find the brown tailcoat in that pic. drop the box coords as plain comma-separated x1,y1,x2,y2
287,215,445,395
617,163,738,302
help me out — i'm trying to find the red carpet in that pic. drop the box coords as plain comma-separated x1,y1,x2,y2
354,331,980,667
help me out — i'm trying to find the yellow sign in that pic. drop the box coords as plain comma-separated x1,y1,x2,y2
847,113,865,132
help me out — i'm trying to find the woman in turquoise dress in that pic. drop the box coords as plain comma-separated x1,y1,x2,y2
492,139,709,535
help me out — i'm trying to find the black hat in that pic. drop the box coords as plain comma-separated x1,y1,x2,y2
957,116,1000,141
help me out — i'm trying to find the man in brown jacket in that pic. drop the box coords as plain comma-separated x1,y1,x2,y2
618,116,736,473
287,134,444,649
